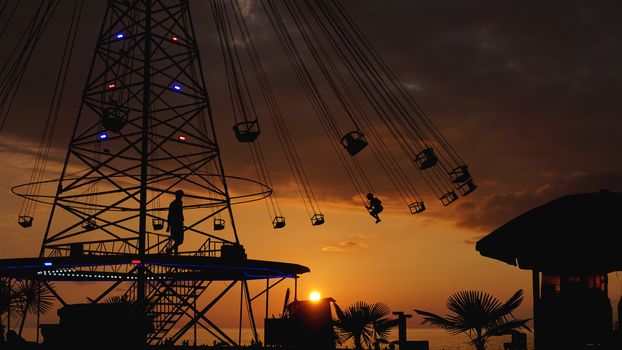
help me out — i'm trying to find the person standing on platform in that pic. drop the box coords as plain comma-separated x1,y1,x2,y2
167,190,185,254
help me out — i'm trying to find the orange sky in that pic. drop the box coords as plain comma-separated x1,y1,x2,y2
2,0,622,339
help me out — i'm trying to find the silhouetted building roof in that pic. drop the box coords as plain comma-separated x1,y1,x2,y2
476,190,622,273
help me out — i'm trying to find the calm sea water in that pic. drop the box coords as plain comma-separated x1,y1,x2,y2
22,327,534,349
174,328,534,350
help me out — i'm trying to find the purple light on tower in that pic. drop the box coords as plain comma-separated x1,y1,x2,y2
115,32,125,40
172,83,182,92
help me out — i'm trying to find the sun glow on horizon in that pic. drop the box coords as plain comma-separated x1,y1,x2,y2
309,291,321,301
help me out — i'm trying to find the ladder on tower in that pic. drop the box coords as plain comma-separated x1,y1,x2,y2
145,278,208,344
124,240,220,345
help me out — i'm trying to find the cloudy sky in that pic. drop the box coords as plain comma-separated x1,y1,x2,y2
1,0,622,337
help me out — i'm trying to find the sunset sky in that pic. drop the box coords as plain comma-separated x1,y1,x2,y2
1,0,622,334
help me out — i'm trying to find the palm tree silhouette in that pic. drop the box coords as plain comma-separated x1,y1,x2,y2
0,278,13,341
333,301,396,350
14,280,55,336
102,294,134,304
415,289,531,350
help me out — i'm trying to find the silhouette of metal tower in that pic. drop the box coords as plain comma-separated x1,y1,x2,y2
40,0,238,257
1,0,307,346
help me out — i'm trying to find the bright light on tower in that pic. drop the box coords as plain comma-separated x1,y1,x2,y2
309,291,321,301
115,32,125,40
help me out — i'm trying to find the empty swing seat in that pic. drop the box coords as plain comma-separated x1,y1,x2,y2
449,165,472,184
408,201,426,214
101,105,129,132
414,148,439,170
152,218,164,230
214,218,225,231
82,219,97,231
233,120,260,142
440,191,458,206
311,213,325,226
18,215,33,228
341,131,368,156
458,179,477,196
273,216,286,229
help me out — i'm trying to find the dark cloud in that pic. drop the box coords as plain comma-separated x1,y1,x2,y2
2,1,621,219
448,171,622,234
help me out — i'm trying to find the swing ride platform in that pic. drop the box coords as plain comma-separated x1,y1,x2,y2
0,253,310,282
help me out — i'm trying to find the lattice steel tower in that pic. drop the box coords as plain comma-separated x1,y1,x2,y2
24,0,303,345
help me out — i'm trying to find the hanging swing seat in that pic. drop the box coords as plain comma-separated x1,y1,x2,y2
101,105,129,132
311,213,325,226
214,218,225,231
341,131,368,156
152,218,164,230
414,148,439,170
458,179,477,196
440,191,458,206
18,215,33,228
449,165,472,184
408,201,426,214
82,219,97,231
233,120,260,142
273,216,286,229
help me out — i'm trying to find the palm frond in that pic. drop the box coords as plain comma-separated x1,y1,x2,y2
333,302,345,320
367,302,391,320
416,289,530,350
14,280,56,316
103,294,134,304
448,291,501,319
0,278,11,314
334,301,393,350
491,289,524,322
414,309,465,335
445,291,501,332
373,318,396,341
484,318,532,338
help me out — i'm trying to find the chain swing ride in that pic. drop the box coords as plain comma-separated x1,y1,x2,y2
0,0,475,346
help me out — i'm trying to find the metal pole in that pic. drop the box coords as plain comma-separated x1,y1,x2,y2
239,282,244,346
243,281,259,343
532,269,540,350
294,276,298,301
265,276,269,350
392,311,411,346
6,278,10,336
139,0,152,268
193,288,197,347
138,0,152,345
265,276,269,320
36,290,40,343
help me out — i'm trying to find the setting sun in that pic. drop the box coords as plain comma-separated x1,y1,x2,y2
309,291,321,301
